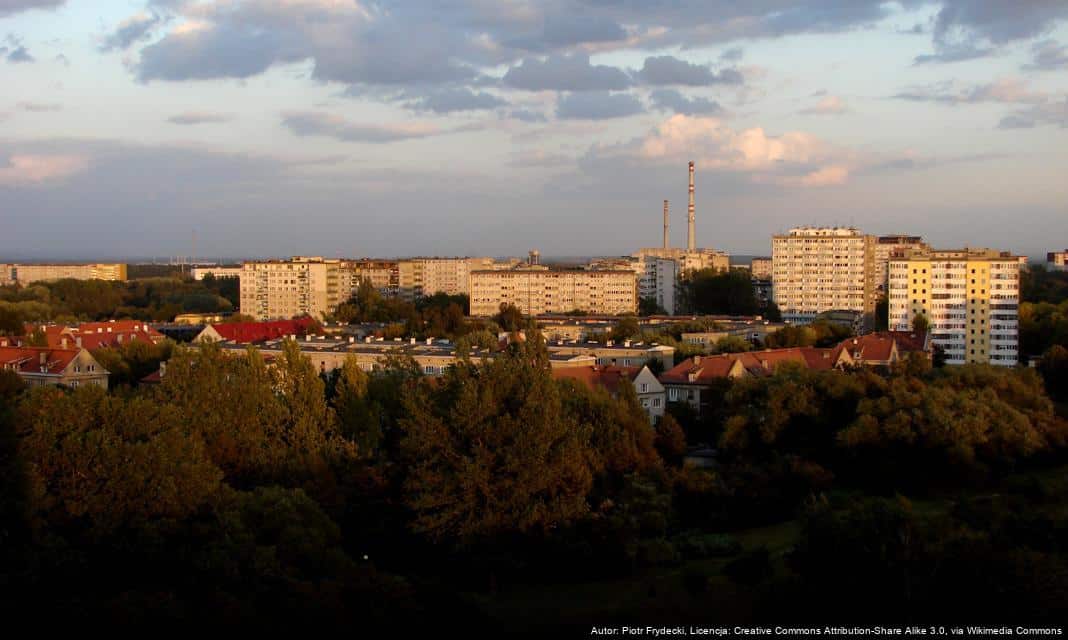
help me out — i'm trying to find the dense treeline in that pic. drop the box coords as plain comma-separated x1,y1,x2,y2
2,337,1068,627
332,280,487,340
678,268,781,320
0,276,237,323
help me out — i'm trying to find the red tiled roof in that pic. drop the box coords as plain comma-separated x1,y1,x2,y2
838,334,897,363
207,317,317,344
660,347,844,384
0,346,80,375
553,365,640,394
20,321,164,350
878,331,929,354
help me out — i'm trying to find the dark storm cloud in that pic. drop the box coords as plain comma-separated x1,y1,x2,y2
556,92,644,120
636,56,743,87
503,54,632,92
916,0,1068,64
648,89,724,116
0,0,64,17
280,111,438,143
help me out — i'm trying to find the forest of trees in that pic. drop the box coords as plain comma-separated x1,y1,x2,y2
2,334,1068,628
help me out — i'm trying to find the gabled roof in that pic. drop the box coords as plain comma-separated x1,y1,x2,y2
203,317,317,344
0,346,82,376
19,321,164,350
552,365,641,395
838,334,897,364
877,331,930,354
660,346,848,385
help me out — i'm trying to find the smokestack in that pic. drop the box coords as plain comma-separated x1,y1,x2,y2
662,200,670,250
687,161,696,252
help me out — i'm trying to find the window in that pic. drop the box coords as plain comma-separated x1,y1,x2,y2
640,383,648,393
669,388,679,401
653,398,662,408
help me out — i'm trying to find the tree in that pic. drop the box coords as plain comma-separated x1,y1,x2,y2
611,316,641,342
1039,345,1068,402
638,297,667,316
494,303,525,332
911,313,929,334
654,413,688,466
680,269,759,316
0,306,23,336
712,335,751,354
401,338,594,544
874,296,889,332
334,355,381,456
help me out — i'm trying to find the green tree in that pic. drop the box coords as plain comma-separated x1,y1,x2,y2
334,355,381,456
401,338,594,544
912,313,929,334
494,302,525,332
654,413,688,466
1039,345,1068,402
680,269,758,315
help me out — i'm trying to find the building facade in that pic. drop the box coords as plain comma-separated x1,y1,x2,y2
396,257,496,300
191,266,243,280
750,257,773,280
469,267,638,317
12,263,127,285
0,345,109,388
239,257,345,321
772,227,876,325
1048,250,1068,271
874,235,928,295
888,248,1019,366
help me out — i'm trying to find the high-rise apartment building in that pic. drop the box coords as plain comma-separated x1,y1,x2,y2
1048,250,1068,271
240,257,345,321
750,257,773,281
12,263,127,284
344,259,398,295
888,248,1019,366
469,267,637,316
772,227,877,324
396,257,497,300
874,235,928,295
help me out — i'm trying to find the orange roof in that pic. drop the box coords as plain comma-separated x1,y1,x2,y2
839,334,896,363
878,331,929,354
0,346,81,375
552,365,640,394
660,347,845,384
20,321,164,350
207,317,317,344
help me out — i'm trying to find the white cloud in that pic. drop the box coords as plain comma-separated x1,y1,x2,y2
0,154,89,186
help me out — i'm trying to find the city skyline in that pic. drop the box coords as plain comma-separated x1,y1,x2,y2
3,1,1068,259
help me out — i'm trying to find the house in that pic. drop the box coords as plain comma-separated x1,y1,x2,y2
194,317,318,344
837,334,899,367
19,320,165,350
0,346,109,388
659,347,853,414
553,364,666,423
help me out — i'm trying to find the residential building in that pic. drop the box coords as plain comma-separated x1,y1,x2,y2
191,266,243,280
545,339,676,370
0,345,109,388
750,257,773,280
888,247,1020,366
344,259,399,296
772,227,877,325
553,365,666,423
195,317,318,343
396,257,496,300
469,267,638,317
13,263,127,284
1048,250,1068,271
659,347,852,414
1,264,14,286
874,235,928,294
239,257,346,321
20,320,165,350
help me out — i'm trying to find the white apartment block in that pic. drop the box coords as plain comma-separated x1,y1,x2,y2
469,267,638,317
772,227,876,324
396,257,496,300
750,257,773,281
1048,251,1068,271
240,257,345,321
888,248,1019,366
12,263,127,284
191,266,243,280
874,235,928,295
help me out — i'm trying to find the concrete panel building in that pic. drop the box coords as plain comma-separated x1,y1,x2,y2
469,267,638,317
396,257,497,300
874,235,928,295
772,227,876,324
1048,250,1068,271
191,266,243,280
239,257,345,321
13,263,127,284
888,248,1020,366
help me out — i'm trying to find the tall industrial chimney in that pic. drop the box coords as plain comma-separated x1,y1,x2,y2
662,200,670,250
687,161,696,252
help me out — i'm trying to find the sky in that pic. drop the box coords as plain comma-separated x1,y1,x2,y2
1,0,1067,261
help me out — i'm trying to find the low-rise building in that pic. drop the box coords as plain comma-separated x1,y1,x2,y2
20,320,165,350
0,345,109,388
553,365,666,423
545,339,675,370
191,266,243,280
195,317,319,344
12,263,127,284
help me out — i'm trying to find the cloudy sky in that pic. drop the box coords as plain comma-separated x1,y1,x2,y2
2,0,1067,260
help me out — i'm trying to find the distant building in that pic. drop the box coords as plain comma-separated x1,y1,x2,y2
888,247,1019,366
469,267,638,317
772,227,876,325
750,257,773,280
344,259,399,296
191,266,242,280
553,365,666,423
396,257,498,301
239,257,347,321
0,264,14,286
12,263,127,285
0,344,109,388
20,320,165,350
1048,250,1068,271
194,317,319,344
874,235,928,295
